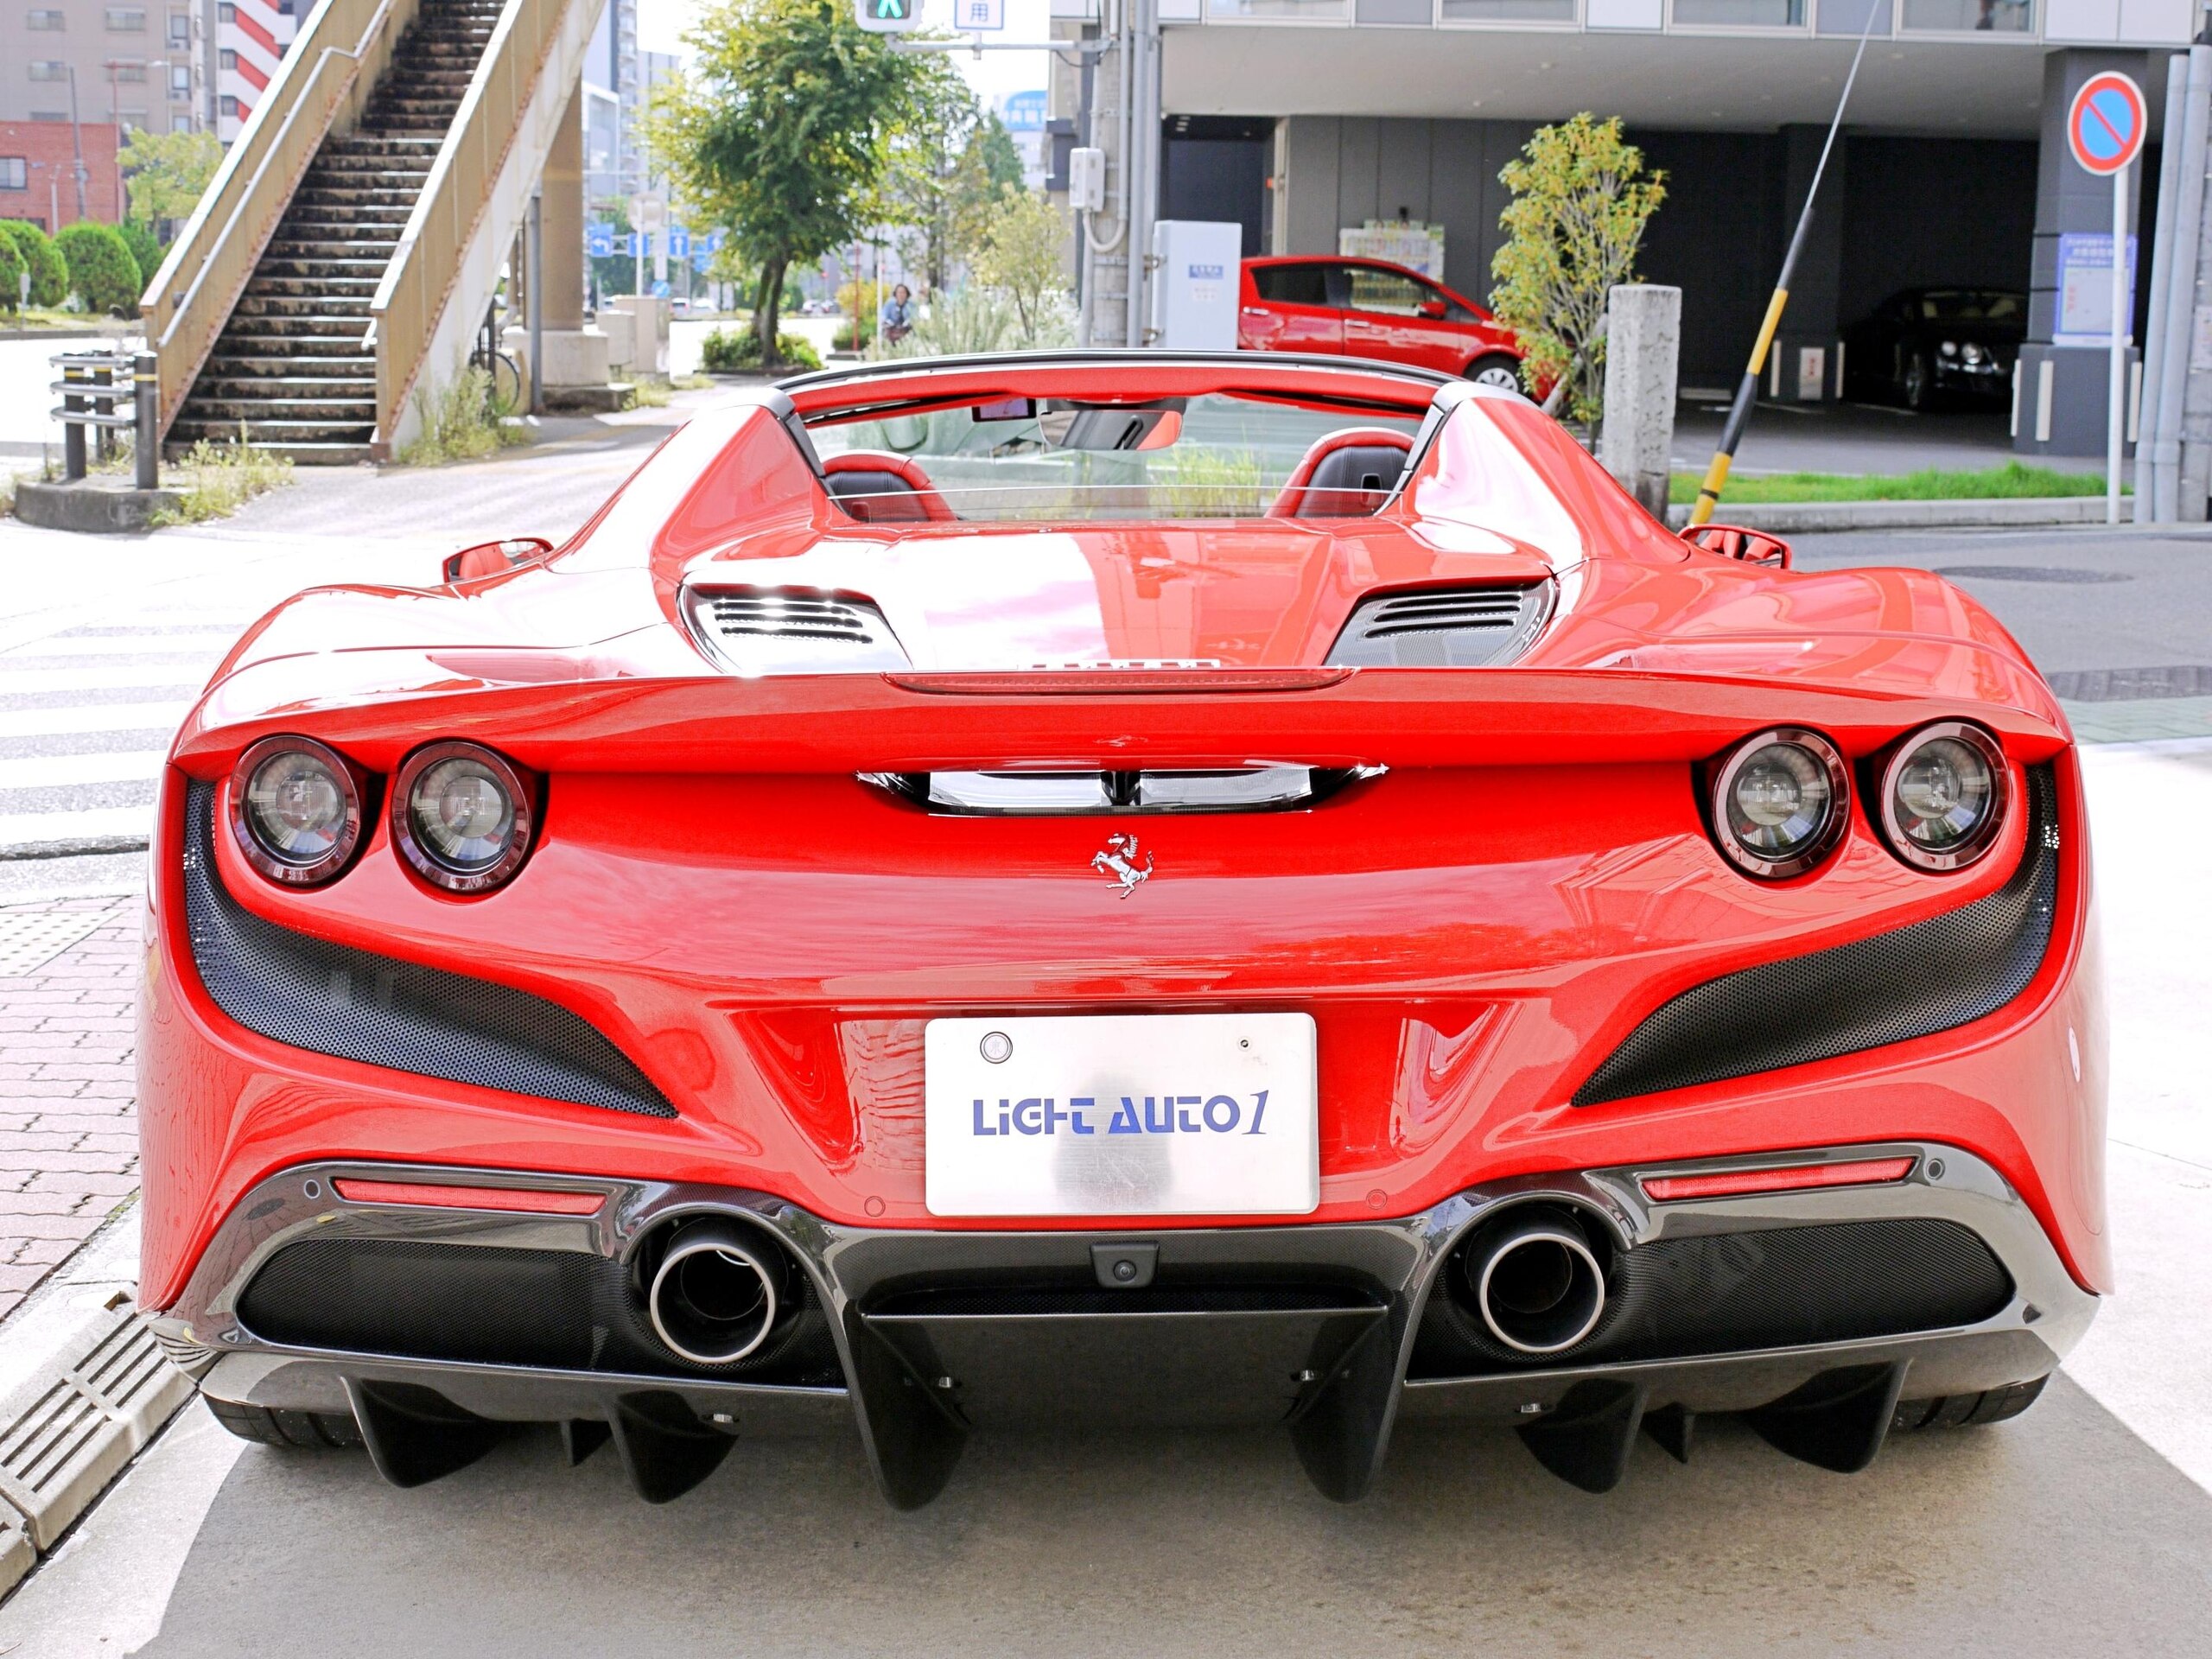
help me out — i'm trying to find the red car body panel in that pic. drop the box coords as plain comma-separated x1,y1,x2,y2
137,363,2107,1339
1238,256,1525,378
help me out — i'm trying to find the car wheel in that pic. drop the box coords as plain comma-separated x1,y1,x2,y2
1902,352,1931,411
205,1395,365,1450
1891,1375,2047,1433
1466,354,1523,392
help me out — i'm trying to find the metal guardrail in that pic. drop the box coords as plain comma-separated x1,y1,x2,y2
141,0,413,439
49,351,159,490
370,0,572,448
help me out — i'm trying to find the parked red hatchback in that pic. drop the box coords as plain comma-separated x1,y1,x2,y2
1239,255,1526,386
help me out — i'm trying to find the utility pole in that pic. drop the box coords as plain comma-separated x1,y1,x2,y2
67,67,89,224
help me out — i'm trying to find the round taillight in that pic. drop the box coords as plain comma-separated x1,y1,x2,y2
1878,721,2006,872
1708,728,1849,880
391,741,536,893
228,736,365,887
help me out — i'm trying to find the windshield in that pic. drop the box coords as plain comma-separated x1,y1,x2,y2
1916,291,2024,322
805,391,1427,523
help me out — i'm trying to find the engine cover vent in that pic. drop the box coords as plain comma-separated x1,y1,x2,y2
1325,583,1554,668
862,766,1378,816
683,587,909,675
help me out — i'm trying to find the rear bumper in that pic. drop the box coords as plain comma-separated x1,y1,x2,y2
156,1141,2094,1508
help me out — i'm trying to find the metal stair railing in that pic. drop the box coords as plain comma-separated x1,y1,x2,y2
140,0,421,439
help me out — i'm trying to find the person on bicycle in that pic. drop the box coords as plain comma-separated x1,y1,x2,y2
879,283,915,346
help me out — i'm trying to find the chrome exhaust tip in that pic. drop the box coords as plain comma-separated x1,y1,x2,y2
1467,1211,1607,1356
645,1219,787,1366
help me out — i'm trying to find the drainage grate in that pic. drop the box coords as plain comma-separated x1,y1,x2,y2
2044,665,2212,702
0,1301,197,1551
0,908,111,977
1930,565,2133,585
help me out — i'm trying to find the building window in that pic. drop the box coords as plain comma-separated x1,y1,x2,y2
219,93,239,114
1440,0,1575,16
218,47,235,66
217,3,234,17
112,60,148,79
29,111,67,121
172,112,191,130
28,60,68,79
1672,0,1803,20
170,63,189,91
1205,0,1350,16
1900,0,2030,25
168,11,188,41
25,7,64,26
0,158,26,190
105,4,148,25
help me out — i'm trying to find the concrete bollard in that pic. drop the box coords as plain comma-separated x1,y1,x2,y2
1599,284,1682,520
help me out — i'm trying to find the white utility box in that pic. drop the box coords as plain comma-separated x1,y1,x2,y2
1147,220,1243,351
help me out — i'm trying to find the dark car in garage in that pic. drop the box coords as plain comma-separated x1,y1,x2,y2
1842,288,2026,411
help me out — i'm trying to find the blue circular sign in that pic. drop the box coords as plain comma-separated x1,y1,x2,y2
2068,72,2145,176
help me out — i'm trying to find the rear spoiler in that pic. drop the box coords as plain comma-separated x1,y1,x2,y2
170,659,2069,777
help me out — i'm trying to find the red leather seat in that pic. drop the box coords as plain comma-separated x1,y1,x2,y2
823,451,957,524
1268,427,1414,518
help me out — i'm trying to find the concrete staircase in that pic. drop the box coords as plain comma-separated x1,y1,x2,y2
167,0,505,463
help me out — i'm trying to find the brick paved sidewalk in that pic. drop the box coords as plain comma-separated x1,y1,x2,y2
0,895,140,1321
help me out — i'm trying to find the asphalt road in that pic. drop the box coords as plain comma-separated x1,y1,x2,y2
2,415,2210,1656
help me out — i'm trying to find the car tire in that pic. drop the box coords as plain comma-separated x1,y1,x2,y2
1902,352,1932,411
1891,1374,2048,1433
204,1395,365,1450
1465,354,1523,392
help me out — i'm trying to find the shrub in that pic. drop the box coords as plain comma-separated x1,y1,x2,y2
891,285,1072,359
398,365,529,465
0,237,21,315
699,327,819,373
830,316,873,352
148,426,293,525
0,220,67,308
118,219,162,290
54,222,143,316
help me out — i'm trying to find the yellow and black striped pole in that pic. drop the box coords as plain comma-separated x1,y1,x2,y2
1688,8,1881,528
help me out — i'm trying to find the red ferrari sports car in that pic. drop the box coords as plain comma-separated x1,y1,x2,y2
140,352,2102,1510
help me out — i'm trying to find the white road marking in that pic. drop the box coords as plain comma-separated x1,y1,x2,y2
0,749,171,788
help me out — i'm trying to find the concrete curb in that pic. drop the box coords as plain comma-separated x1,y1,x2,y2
1663,496,2113,532
12,480,184,535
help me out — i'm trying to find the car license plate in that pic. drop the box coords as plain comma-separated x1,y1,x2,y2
923,1014,1319,1218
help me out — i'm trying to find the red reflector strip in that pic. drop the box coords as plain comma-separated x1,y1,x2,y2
331,1179,605,1216
1639,1156,1916,1204
888,668,1351,696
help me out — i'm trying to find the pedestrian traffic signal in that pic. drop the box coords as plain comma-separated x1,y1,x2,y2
855,0,919,31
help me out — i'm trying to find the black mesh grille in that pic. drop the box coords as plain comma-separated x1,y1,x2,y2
236,1236,844,1388
183,782,673,1116
1573,766,2060,1106
1410,1217,2012,1380
1324,583,1554,668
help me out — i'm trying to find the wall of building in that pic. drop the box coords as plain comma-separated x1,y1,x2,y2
1,0,200,132
1261,114,2049,385
0,117,124,228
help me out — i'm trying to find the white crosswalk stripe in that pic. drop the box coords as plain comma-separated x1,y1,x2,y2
0,620,242,859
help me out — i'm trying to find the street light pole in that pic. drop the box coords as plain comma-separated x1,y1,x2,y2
67,67,89,223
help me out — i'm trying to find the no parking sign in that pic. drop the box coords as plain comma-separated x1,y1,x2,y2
2067,72,2145,176
2065,69,2145,527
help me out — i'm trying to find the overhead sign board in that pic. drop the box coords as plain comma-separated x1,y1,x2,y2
954,0,1005,27
855,0,920,31
2066,71,2145,176
1001,89,1047,132
586,222,614,258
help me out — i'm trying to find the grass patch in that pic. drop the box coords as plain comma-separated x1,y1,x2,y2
1670,461,2118,505
149,430,293,524
399,366,531,465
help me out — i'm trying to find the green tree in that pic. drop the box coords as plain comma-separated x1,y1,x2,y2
970,188,1069,345
646,0,935,368
118,219,162,289
0,221,67,308
118,128,222,226
1489,114,1665,425
0,236,22,315
873,51,979,295
54,222,142,317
